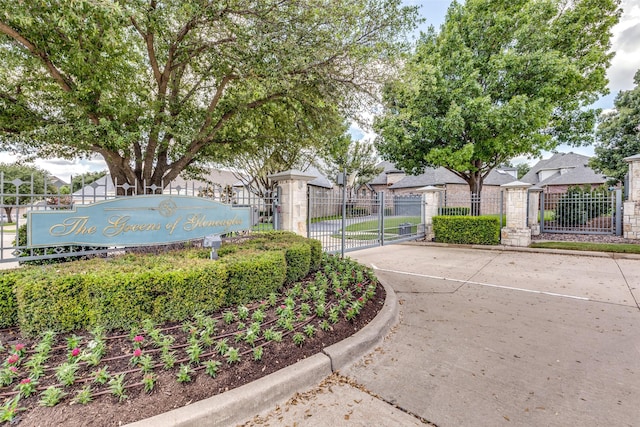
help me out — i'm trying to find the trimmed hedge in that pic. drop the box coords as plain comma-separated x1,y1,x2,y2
433,215,500,245
222,251,287,304
0,270,22,328
3,231,323,336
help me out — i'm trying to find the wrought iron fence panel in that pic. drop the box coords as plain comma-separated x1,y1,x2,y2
438,191,505,229
540,188,621,235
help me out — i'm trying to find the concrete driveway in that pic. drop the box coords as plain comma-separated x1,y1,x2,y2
242,243,640,426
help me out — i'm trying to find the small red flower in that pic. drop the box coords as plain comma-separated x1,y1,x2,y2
20,378,31,384
336,288,342,294
133,348,142,358
71,348,80,357
280,305,286,310
358,297,364,302
133,335,144,343
14,344,25,352
9,366,17,373
7,354,19,365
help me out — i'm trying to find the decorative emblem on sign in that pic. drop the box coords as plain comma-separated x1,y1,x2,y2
158,199,177,217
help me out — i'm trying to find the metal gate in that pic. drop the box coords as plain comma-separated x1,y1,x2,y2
307,188,425,255
540,187,622,235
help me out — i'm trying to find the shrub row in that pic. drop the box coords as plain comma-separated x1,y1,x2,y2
433,215,500,245
1,232,321,336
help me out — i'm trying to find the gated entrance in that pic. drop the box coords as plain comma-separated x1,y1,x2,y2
539,187,622,235
307,188,425,254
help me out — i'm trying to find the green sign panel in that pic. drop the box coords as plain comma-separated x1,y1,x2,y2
28,196,252,247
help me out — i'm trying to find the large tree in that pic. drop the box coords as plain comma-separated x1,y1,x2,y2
319,135,382,189
0,0,417,193
215,101,347,197
374,0,620,213
591,69,640,185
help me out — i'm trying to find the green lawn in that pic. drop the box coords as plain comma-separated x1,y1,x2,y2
539,210,555,221
530,241,640,254
328,216,421,240
0,222,16,232
343,216,421,232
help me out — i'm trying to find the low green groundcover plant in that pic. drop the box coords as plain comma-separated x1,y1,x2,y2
0,253,381,424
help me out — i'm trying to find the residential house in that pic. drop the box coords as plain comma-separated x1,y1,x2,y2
520,152,607,193
365,162,517,215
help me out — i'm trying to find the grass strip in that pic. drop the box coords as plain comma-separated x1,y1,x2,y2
530,241,640,254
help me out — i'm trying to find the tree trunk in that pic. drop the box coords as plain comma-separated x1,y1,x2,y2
467,170,483,216
3,207,13,223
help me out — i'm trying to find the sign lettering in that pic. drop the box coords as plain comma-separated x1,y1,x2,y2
28,196,253,247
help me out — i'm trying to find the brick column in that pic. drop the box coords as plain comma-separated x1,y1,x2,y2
268,170,316,237
623,154,640,239
527,186,542,236
415,185,443,241
501,181,532,247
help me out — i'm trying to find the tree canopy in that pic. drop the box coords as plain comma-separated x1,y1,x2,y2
0,0,417,193
591,69,640,185
319,135,382,189
215,101,347,197
374,0,620,202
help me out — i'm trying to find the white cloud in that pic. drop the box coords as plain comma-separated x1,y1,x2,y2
607,0,640,94
0,152,107,183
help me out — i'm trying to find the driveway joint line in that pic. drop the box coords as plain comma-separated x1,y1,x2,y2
613,258,640,310
372,266,592,301
335,374,438,426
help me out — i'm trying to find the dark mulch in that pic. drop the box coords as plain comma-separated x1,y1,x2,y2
531,232,640,244
0,279,385,426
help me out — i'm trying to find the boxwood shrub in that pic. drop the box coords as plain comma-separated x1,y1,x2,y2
0,270,23,327
7,231,322,336
222,250,287,304
433,215,500,245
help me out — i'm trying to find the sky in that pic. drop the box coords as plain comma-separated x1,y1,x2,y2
1,0,640,180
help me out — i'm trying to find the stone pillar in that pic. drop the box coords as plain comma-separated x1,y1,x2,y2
501,181,532,247
268,170,316,237
527,186,542,236
623,154,640,239
415,185,443,241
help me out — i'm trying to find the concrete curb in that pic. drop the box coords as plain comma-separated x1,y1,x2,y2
404,240,640,260
126,276,399,427
323,277,399,371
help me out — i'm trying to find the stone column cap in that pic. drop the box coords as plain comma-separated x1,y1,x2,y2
268,169,317,182
527,185,543,192
414,185,444,193
623,154,640,162
501,180,532,189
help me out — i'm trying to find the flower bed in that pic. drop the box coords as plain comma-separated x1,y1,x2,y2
0,254,383,425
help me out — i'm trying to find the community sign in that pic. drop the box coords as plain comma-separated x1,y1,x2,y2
27,196,253,247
